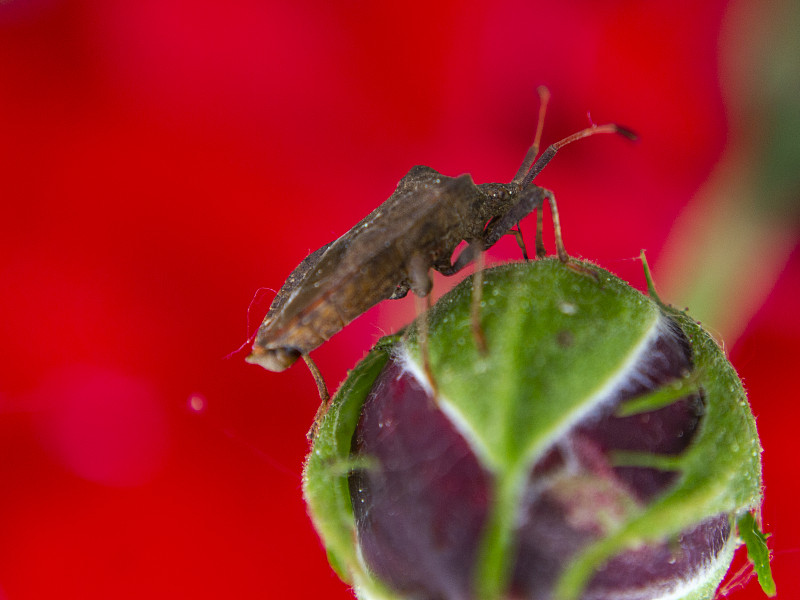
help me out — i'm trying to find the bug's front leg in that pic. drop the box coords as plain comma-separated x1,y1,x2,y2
304,354,331,441
484,186,569,262
485,215,530,261
511,224,530,261
436,242,481,277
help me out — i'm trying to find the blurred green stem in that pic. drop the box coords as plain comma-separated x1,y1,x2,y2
658,0,800,342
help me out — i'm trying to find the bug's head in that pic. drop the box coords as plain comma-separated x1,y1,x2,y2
246,343,301,372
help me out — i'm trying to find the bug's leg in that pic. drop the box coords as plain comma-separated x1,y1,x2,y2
413,293,438,398
303,353,331,441
535,208,547,259
510,223,529,261
435,242,489,352
435,242,489,353
470,249,488,354
303,353,330,405
541,189,598,278
408,254,437,396
437,242,481,277
484,214,529,261
542,189,569,262
483,186,546,251
512,85,551,184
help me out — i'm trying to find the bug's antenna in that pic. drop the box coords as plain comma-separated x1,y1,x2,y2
512,86,551,185
520,121,637,189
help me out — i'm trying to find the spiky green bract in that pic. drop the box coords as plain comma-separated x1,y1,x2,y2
303,259,769,600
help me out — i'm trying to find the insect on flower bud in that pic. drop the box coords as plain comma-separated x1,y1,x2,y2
303,259,775,600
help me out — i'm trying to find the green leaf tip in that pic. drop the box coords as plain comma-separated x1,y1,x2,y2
640,249,680,315
737,511,777,597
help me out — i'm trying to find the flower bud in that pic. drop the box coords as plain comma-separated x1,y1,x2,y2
303,259,774,600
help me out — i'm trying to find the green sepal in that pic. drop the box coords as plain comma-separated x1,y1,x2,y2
737,511,777,597
303,334,401,599
304,260,767,600
554,305,764,600
616,372,700,417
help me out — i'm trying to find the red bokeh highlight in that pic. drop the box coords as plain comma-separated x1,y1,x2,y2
0,1,795,598
32,367,168,487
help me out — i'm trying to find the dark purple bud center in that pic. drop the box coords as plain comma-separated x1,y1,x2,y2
348,317,730,599
349,360,491,599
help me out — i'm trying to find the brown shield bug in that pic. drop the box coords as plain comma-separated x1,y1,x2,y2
246,89,635,380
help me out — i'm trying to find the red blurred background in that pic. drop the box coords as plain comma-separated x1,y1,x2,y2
1,1,797,598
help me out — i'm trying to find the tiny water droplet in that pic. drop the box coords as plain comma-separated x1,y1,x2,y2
188,394,206,413
559,302,577,315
